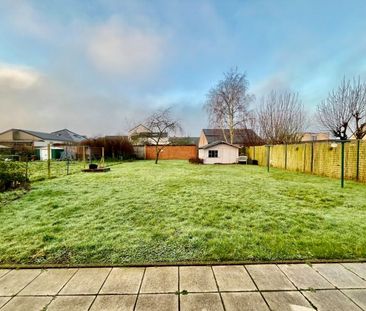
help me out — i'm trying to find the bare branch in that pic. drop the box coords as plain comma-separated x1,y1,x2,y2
317,76,366,140
257,90,307,144
144,107,182,164
204,68,255,144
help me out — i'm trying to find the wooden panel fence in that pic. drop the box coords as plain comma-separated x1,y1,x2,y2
247,140,366,183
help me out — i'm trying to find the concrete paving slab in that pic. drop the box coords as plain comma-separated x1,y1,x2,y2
343,263,366,280
279,264,334,290
47,295,95,311
100,267,144,294
19,268,77,295
246,264,295,290
1,296,52,311
302,289,362,311
0,297,11,308
262,291,314,311
342,289,366,310
221,292,269,311
213,266,256,291
0,270,10,279
140,266,178,293
181,293,224,311
313,264,366,289
59,268,111,295
90,295,136,311
180,266,217,292
135,294,178,311
0,269,41,296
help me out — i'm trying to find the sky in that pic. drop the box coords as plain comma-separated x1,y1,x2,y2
0,0,366,137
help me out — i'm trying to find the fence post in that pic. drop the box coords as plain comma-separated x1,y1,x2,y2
310,142,314,174
356,140,360,181
47,143,51,179
100,147,105,168
303,144,306,172
82,146,86,167
284,144,288,170
25,156,29,181
341,141,345,188
266,145,271,172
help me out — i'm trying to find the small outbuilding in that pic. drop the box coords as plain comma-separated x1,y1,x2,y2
198,141,239,164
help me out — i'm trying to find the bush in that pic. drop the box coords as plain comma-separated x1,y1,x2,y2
0,161,29,192
189,157,203,164
81,136,135,160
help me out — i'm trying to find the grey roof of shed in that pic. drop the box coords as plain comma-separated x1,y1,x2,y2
199,141,239,149
202,128,263,146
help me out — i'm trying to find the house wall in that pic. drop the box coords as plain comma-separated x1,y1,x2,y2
0,130,40,143
145,145,197,160
199,144,239,164
0,131,13,141
198,131,208,148
301,132,330,142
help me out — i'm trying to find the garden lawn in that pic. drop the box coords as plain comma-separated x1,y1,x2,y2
0,160,366,265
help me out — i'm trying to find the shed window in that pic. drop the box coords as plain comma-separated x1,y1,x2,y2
208,150,218,158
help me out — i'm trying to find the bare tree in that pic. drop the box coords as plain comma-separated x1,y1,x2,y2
257,90,307,144
144,107,181,164
317,76,366,140
205,68,254,144
348,77,366,139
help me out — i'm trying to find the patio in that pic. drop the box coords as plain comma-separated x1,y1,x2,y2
0,262,365,310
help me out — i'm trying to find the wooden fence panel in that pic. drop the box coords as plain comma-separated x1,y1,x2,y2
247,140,366,183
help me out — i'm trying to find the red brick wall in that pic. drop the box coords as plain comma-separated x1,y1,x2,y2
145,145,197,160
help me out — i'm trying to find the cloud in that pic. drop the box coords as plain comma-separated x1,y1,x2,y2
86,18,165,78
0,0,51,39
0,63,41,89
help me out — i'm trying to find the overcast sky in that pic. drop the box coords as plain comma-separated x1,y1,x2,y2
1,0,366,137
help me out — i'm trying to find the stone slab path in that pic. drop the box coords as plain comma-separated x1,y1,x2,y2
0,263,365,310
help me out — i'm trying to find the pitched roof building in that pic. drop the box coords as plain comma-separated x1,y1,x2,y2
198,129,263,148
0,128,86,147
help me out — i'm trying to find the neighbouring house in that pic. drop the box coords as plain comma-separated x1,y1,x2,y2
301,132,330,142
51,129,87,143
128,124,169,145
0,128,86,160
169,136,199,145
199,141,239,164
198,128,263,148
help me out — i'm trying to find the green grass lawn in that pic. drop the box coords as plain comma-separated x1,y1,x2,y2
1,160,366,265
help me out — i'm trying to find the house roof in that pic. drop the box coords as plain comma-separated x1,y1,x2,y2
202,129,263,146
0,128,82,143
51,129,87,142
199,141,239,149
169,136,199,145
128,124,151,134
12,129,68,142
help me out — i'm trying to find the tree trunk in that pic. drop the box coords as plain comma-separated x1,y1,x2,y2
155,145,160,164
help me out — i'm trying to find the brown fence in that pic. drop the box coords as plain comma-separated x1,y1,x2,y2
247,140,366,183
145,145,197,160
